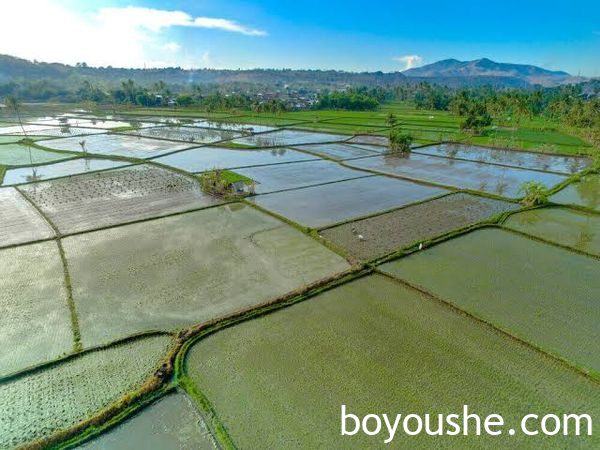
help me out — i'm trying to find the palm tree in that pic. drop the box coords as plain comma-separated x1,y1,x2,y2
5,96,26,135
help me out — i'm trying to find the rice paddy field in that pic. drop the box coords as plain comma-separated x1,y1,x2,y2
0,106,598,449
321,193,519,260
0,187,55,246
0,241,71,377
20,165,219,234
379,228,600,375
185,275,600,449
0,143,75,166
550,174,600,211
63,204,350,348
153,146,316,172
504,207,600,256
80,392,216,450
1,158,131,186
345,153,567,197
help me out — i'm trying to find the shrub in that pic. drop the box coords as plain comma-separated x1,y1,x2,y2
519,181,549,206
388,129,413,155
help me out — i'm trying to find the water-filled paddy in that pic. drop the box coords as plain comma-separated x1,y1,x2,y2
321,193,518,260
133,126,242,144
1,158,130,186
550,174,600,211
236,159,370,193
194,120,276,134
504,207,600,256
0,187,54,246
37,134,192,158
63,204,350,348
347,134,388,146
0,143,74,166
295,143,381,160
153,147,316,172
414,143,591,174
21,165,219,234
186,274,600,449
379,228,600,374
346,153,567,197
0,241,71,377
251,176,446,228
230,129,348,147
0,335,172,448
80,392,215,450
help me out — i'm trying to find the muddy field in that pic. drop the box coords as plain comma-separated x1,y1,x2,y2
321,193,519,260
20,165,218,234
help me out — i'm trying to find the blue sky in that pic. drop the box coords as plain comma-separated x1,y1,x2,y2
1,0,598,75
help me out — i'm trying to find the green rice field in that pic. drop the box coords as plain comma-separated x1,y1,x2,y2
185,274,600,449
503,207,600,256
0,106,597,449
379,228,600,375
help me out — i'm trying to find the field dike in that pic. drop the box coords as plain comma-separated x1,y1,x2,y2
39,267,365,450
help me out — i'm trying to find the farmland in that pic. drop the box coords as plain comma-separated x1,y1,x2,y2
0,104,597,449
62,204,350,347
185,275,600,449
379,228,600,375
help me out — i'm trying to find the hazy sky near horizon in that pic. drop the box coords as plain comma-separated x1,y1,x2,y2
1,0,598,76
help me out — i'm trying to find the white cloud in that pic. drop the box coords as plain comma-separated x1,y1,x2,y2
0,1,266,68
393,55,424,70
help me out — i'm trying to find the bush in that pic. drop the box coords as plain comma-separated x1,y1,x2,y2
519,181,549,206
388,130,413,155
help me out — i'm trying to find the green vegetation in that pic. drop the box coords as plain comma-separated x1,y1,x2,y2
519,181,550,206
185,274,600,448
0,334,172,449
315,90,379,111
387,129,413,154
379,228,600,376
504,207,600,256
199,168,255,197
550,174,600,211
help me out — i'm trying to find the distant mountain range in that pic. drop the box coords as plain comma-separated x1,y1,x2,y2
403,58,583,87
0,54,587,90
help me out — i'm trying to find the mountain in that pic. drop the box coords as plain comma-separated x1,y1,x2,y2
403,58,582,87
0,54,407,90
